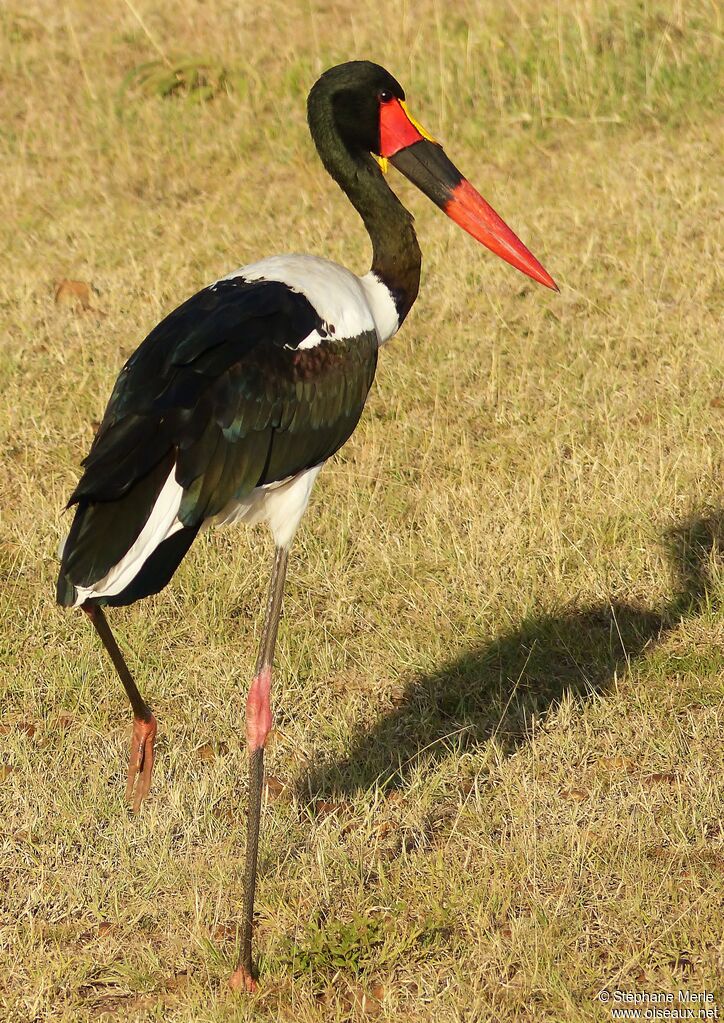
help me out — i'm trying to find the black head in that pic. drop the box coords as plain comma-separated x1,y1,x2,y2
307,61,558,292
307,61,405,156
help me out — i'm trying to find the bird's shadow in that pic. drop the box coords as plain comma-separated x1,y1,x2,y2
302,510,722,797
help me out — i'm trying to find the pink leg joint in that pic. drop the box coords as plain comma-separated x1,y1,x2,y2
246,667,272,751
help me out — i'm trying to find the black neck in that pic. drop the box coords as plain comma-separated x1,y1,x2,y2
307,92,421,325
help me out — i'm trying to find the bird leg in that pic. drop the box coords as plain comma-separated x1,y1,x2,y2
229,545,289,994
83,604,157,813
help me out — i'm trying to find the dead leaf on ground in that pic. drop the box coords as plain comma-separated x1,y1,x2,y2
265,775,288,801
1,765,16,780
642,771,678,788
0,720,36,737
57,712,75,730
647,845,671,860
333,980,382,1015
560,786,589,802
54,279,92,310
501,965,525,990
313,800,347,818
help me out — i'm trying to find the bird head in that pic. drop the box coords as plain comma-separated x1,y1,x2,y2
310,61,557,291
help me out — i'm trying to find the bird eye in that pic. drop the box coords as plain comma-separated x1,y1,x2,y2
379,90,392,102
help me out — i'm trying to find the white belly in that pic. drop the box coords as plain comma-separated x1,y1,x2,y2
208,464,323,548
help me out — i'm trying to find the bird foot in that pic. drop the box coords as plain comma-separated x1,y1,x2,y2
228,964,257,993
125,713,157,812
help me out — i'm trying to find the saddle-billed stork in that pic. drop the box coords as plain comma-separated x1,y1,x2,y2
57,61,556,990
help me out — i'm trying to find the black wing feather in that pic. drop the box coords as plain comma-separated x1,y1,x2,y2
57,277,378,607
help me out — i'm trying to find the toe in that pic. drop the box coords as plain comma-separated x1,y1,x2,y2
125,715,157,810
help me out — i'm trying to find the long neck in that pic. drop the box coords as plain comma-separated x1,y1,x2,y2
307,96,421,325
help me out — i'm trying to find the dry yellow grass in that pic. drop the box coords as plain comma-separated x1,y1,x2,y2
1,1,722,1020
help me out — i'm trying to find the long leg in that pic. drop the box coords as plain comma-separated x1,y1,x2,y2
83,604,157,812
229,545,289,993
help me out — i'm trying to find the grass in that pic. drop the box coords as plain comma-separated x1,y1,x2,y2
1,0,722,1020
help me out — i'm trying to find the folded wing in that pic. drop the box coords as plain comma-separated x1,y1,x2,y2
57,277,378,606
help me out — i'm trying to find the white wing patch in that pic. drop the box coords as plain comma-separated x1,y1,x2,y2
217,254,381,342
71,468,185,607
290,328,324,351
